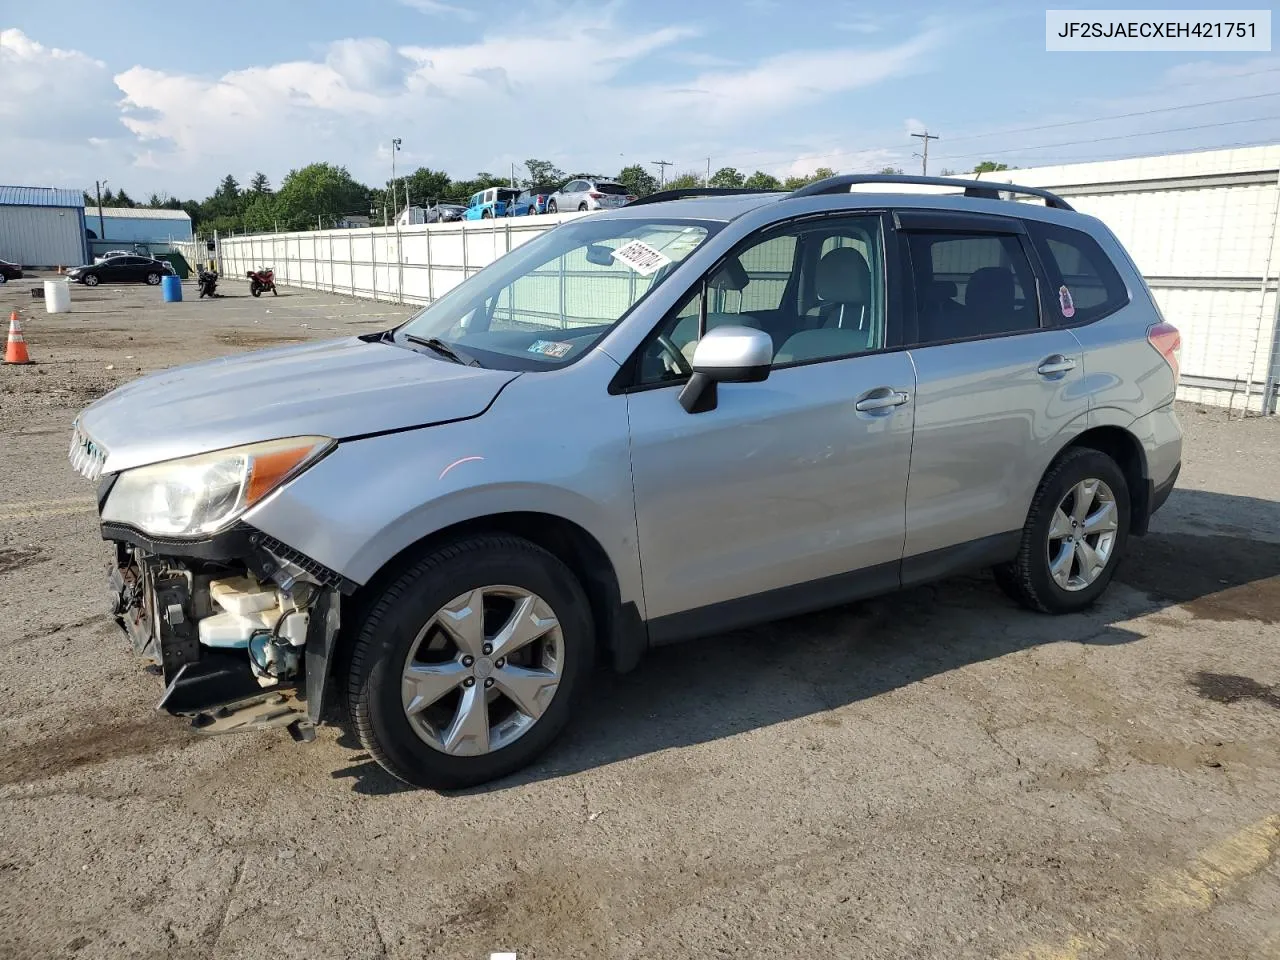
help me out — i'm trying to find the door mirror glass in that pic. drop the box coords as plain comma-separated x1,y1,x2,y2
690,325,773,382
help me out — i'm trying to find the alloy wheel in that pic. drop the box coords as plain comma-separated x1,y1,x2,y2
401,585,564,756
1046,478,1119,591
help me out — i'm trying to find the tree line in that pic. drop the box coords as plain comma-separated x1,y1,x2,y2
84,158,1009,236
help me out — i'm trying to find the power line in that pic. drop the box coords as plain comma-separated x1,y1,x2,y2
650,159,672,188
942,90,1280,145
940,114,1280,163
666,75,1280,173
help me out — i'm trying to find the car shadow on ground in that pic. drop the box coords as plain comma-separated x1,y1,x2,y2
330,488,1280,795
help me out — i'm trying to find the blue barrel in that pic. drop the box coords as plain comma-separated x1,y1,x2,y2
161,274,183,302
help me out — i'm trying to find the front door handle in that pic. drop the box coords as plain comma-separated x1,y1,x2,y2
855,388,911,412
1037,355,1077,376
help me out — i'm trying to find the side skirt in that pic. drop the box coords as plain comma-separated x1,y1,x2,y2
644,531,1021,647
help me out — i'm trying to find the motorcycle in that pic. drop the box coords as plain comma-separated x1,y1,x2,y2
197,267,219,298
247,267,277,297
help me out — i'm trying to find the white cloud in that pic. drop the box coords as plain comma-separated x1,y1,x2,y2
398,0,476,19
0,14,946,198
0,29,121,140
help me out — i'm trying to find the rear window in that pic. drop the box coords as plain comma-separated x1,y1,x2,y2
1026,221,1129,324
595,182,629,195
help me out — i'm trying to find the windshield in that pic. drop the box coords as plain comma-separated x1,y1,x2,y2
396,217,718,370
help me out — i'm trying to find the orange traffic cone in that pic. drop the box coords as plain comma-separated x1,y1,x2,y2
5,311,32,364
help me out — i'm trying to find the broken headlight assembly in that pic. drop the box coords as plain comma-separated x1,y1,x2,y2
101,436,333,538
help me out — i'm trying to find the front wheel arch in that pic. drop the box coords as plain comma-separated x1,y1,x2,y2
335,512,638,702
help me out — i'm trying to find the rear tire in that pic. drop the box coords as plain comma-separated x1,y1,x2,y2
145,272,161,285
250,283,262,297
345,535,595,790
994,447,1130,614
578,203,588,212
527,206,537,216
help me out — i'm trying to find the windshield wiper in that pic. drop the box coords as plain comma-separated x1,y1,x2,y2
403,334,482,367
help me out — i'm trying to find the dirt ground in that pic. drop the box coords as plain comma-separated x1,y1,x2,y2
1,276,1278,960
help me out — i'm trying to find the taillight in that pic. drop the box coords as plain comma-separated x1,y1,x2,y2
1148,321,1181,384
588,191,603,199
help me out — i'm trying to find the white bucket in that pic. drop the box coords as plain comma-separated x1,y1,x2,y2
44,280,71,314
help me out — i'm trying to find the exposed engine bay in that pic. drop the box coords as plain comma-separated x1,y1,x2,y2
108,532,342,738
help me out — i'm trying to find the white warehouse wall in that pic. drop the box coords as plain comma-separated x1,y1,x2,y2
212,145,1280,414
0,204,86,267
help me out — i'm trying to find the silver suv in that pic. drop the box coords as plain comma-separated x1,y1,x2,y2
547,177,633,213
71,175,1182,789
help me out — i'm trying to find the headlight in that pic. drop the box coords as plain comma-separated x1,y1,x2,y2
102,436,332,538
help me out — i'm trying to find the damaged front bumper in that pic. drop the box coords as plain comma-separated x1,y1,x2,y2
105,523,348,738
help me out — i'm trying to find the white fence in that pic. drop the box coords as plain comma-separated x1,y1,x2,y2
206,145,1280,414
216,213,581,307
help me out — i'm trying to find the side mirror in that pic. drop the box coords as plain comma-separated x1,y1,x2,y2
678,326,773,413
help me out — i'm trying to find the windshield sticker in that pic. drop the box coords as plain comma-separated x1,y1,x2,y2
1058,284,1076,319
610,239,672,277
528,339,573,359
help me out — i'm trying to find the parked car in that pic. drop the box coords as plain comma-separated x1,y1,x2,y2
69,175,1182,790
0,258,22,283
426,202,466,223
463,187,522,220
67,255,176,286
510,186,558,216
547,178,634,213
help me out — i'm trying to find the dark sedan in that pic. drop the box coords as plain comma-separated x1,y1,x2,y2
0,258,22,283
67,256,175,287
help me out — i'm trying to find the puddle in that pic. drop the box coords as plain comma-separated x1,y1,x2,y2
1189,672,1280,709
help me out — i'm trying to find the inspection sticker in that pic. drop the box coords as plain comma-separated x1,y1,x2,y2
528,339,573,358
610,239,672,276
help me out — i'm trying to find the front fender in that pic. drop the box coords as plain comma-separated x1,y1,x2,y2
243,380,643,614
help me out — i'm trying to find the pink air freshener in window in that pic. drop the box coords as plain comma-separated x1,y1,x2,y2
1059,284,1076,319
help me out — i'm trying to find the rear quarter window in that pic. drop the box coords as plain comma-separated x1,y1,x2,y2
1026,221,1129,325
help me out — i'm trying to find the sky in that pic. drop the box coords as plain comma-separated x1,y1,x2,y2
2,0,1278,200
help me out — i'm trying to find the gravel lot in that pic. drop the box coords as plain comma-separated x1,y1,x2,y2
2,277,1278,960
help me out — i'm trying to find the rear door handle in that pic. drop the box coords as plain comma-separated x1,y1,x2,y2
1037,355,1077,376
855,388,911,412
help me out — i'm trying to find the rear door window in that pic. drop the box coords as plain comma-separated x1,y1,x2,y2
1025,221,1129,324
903,230,1040,343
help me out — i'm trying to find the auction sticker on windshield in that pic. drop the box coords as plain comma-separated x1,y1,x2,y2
611,239,672,276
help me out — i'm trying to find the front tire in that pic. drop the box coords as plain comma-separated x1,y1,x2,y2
994,447,1130,614
345,535,595,790
84,274,100,287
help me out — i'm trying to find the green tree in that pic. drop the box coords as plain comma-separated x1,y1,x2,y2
249,172,272,194
100,187,116,205
523,158,566,189
274,162,369,231
401,167,451,206
664,170,704,190
113,189,137,207
878,166,904,175
242,192,278,232
973,161,1009,173
616,164,657,198
781,167,836,190
709,167,745,188
743,170,782,190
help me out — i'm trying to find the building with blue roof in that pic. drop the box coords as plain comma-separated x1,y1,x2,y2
0,185,89,269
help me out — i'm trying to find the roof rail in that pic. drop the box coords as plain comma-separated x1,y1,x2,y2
626,187,782,206
788,174,1075,211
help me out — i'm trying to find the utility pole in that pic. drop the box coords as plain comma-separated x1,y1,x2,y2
510,162,517,188
95,179,107,246
910,130,939,176
651,160,672,189
391,137,402,220
705,158,711,187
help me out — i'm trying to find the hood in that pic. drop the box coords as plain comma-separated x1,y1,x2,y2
77,336,520,474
